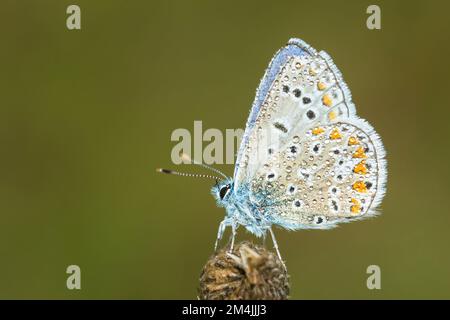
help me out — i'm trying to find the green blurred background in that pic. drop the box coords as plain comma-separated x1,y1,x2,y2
0,0,449,299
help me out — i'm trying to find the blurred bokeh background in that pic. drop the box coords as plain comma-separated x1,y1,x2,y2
0,0,449,299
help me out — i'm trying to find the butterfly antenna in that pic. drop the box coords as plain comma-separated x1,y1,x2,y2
156,168,221,181
180,153,229,179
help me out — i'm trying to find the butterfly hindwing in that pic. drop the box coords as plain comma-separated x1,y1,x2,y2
249,118,387,230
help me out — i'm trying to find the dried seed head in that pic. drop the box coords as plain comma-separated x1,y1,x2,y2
198,241,290,300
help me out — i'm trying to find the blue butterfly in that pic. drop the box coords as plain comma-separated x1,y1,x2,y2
159,38,387,266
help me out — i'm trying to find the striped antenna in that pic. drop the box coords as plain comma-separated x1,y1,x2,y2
179,153,229,179
156,168,221,181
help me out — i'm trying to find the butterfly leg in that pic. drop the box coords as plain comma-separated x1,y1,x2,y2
227,222,237,253
214,220,227,251
268,227,287,270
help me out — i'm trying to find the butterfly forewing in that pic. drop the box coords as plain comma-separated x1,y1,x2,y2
234,39,357,190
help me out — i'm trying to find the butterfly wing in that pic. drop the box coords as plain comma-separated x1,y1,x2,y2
233,38,387,229
234,38,357,190
249,119,387,230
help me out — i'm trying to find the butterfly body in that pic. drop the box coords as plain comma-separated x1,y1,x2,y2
213,180,274,238
211,38,387,254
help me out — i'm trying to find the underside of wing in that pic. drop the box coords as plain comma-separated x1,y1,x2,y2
234,38,357,191
248,119,387,230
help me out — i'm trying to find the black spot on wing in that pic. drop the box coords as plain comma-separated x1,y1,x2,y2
306,110,315,119
273,122,288,133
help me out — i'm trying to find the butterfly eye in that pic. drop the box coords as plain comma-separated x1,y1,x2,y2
219,184,231,200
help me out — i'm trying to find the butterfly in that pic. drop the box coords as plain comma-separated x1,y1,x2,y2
159,38,387,266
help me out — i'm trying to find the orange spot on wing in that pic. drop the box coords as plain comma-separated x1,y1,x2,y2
317,82,326,91
348,136,359,146
328,111,336,120
354,160,368,175
322,94,332,107
329,128,342,140
352,181,368,193
350,198,361,214
312,127,325,135
352,146,367,158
